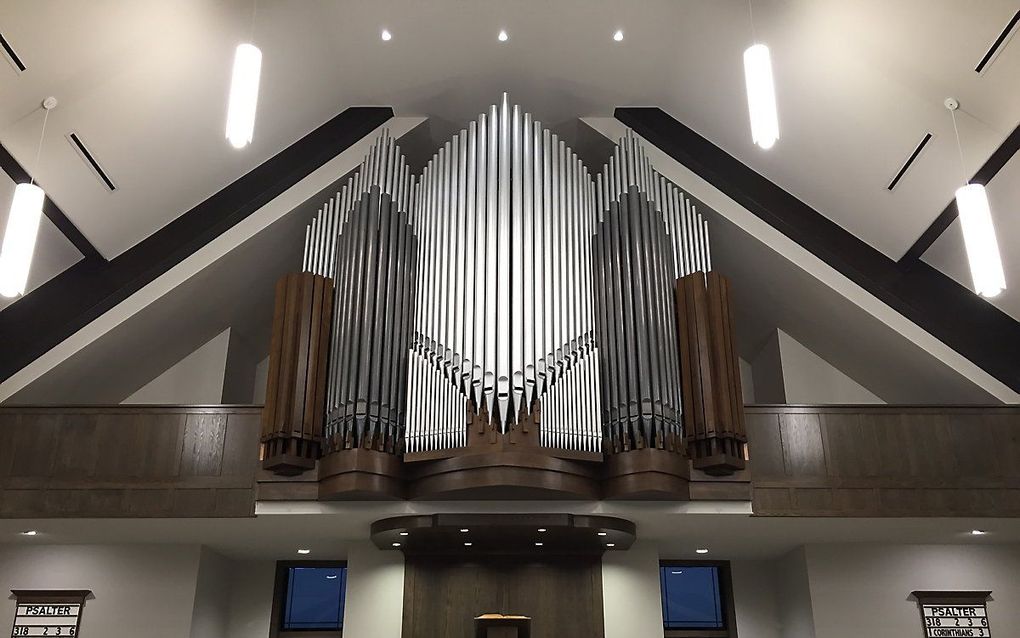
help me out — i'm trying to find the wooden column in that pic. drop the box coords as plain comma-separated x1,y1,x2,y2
675,271,747,475
261,272,333,475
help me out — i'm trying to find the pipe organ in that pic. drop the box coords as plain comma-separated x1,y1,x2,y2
262,93,746,498
594,133,711,454
301,129,417,453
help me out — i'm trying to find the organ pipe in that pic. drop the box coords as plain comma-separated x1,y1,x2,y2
300,97,713,456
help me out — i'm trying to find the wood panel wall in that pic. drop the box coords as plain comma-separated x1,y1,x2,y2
0,406,260,518
747,405,1020,516
402,557,605,638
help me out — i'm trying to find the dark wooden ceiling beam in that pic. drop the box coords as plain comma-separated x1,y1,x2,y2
0,142,104,262
615,107,1020,394
0,106,393,384
900,122,1020,265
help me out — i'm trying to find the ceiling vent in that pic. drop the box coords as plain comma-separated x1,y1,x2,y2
66,132,117,192
0,32,26,73
887,132,932,191
975,9,1020,73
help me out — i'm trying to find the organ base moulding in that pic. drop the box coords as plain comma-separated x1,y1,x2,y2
263,398,750,502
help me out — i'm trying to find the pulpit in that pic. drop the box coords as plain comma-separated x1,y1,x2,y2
474,614,531,638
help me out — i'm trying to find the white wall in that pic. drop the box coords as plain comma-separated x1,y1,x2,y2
602,542,664,638
225,560,275,638
750,330,786,403
190,547,231,638
0,543,411,638
739,358,756,404
805,544,1020,638
777,330,885,404
731,560,781,638
0,545,202,638
777,547,816,638
252,356,270,405
343,542,405,638
122,328,231,404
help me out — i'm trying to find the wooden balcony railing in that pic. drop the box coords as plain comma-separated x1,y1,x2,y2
746,404,1020,517
1,403,1019,517
0,405,261,518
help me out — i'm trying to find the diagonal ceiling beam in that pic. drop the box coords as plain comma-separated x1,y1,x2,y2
615,107,1020,394
0,142,104,263
0,106,393,385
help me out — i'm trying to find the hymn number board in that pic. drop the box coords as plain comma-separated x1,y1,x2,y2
9,592,89,638
913,591,992,638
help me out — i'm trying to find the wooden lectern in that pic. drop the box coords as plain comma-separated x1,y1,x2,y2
474,614,531,638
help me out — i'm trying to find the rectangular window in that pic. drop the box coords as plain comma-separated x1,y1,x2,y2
271,561,348,637
659,561,737,638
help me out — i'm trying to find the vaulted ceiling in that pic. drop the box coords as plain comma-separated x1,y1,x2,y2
0,0,1017,390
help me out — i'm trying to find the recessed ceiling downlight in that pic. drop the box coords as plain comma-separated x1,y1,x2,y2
381,29,392,41
297,549,310,555
20,530,37,536
498,29,509,42
696,548,709,554
613,29,624,42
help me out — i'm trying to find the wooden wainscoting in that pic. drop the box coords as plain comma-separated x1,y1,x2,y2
402,557,604,638
0,405,261,518
746,405,1020,517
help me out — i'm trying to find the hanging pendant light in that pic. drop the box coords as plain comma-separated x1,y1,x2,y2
743,1,779,150
0,97,56,298
225,1,261,149
945,98,1006,298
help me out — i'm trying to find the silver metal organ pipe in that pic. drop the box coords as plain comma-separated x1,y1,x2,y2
303,103,714,455
522,112,536,408
484,103,498,417
473,114,487,406
511,104,524,419
496,95,511,427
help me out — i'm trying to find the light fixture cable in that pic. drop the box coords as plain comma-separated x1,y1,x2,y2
249,0,257,44
29,102,53,187
747,0,758,44
948,104,968,182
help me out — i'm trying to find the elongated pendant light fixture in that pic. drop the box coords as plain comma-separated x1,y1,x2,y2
945,98,1006,298
743,0,779,149
225,1,262,149
0,97,56,298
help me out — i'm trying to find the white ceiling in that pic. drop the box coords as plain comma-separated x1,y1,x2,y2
0,0,1017,266
1,501,1018,561
924,149,1020,322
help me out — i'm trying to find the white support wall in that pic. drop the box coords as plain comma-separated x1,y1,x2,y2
342,542,405,638
602,543,665,638
122,328,232,404
748,328,885,404
0,545,204,638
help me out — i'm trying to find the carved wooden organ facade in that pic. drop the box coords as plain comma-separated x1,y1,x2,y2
261,95,747,500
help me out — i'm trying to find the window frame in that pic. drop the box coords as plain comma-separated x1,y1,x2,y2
270,560,349,638
659,560,738,638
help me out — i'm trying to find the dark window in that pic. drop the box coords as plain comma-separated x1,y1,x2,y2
660,561,736,637
271,561,347,637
